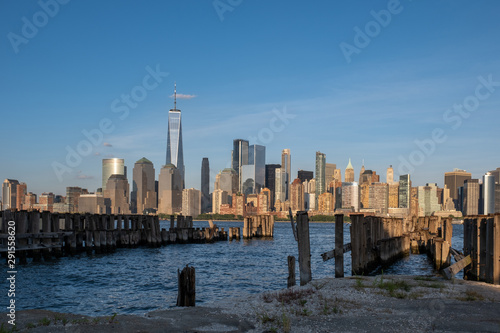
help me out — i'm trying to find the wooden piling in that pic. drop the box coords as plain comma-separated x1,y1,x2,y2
493,215,500,285
335,214,344,278
287,255,296,288
296,211,311,286
177,265,195,307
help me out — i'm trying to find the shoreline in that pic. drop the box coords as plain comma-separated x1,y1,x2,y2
192,219,343,223
4,275,499,332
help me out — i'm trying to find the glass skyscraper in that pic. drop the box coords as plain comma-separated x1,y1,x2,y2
166,84,185,189
315,151,326,209
102,158,125,191
241,144,266,195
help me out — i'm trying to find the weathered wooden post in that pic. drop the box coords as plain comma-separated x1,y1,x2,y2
170,215,175,230
243,217,250,239
335,214,344,278
296,211,311,286
41,211,52,259
29,210,42,261
493,215,500,285
17,211,28,264
287,255,296,288
51,213,62,257
177,265,195,306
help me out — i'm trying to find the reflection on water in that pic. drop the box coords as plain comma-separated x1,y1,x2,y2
0,221,463,316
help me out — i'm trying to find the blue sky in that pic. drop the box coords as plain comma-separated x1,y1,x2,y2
1,0,499,196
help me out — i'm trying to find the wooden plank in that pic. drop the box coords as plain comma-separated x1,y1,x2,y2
321,243,352,262
442,255,472,280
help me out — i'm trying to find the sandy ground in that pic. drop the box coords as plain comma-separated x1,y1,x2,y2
2,275,500,332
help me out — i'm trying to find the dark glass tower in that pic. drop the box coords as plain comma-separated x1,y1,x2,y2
166,83,185,189
201,157,210,213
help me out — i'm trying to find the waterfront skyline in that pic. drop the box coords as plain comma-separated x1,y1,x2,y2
1,1,500,195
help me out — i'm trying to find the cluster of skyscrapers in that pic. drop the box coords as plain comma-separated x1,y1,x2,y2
2,85,499,219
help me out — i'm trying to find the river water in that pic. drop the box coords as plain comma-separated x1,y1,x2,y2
1,221,464,316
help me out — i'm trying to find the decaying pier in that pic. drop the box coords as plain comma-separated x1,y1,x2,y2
0,210,228,263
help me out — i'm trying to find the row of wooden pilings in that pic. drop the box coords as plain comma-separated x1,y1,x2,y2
243,215,274,238
288,212,456,287
410,215,453,271
0,210,229,264
463,214,500,284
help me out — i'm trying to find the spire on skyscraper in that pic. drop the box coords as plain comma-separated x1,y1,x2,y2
166,82,185,189
346,158,353,170
174,82,177,110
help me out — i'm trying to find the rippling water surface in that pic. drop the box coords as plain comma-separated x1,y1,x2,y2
1,221,464,316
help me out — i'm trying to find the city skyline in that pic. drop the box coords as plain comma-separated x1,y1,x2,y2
1,1,500,195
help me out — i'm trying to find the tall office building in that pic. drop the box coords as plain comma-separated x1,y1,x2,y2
241,144,266,195
265,164,281,210
386,165,394,184
281,149,291,200
275,168,287,204
158,164,183,215
166,84,185,189
16,182,27,210
399,174,411,209
102,158,125,191
333,169,342,183
345,158,354,182
182,188,201,217
369,183,389,214
290,178,304,214
388,183,399,208
325,163,336,186
483,172,495,215
219,168,238,194
315,152,326,209
444,169,471,210
297,170,314,183
103,175,130,214
2,179,19,210
488,167,500,184
212,189,229,214
341,182,359,211
358,163,365,186
417,183,441,217
232,139,249,192
131,157,156,214
463,179,479,216
201,158,210,213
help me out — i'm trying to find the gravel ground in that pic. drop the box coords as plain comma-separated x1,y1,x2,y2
2,275,500,332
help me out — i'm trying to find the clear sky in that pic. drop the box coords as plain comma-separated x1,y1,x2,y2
1,0,499,196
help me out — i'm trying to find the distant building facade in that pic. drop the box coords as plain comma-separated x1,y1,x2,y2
444,169,471,210
131,157,156,214
104,175,130,214
182,188,201,218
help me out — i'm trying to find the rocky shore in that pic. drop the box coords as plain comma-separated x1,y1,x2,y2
2,275,500,332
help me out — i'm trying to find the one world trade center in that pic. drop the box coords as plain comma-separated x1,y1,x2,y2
166,83,185,189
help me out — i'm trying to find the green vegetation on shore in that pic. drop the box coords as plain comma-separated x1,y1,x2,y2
160,213,352,223
196,213,244,221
